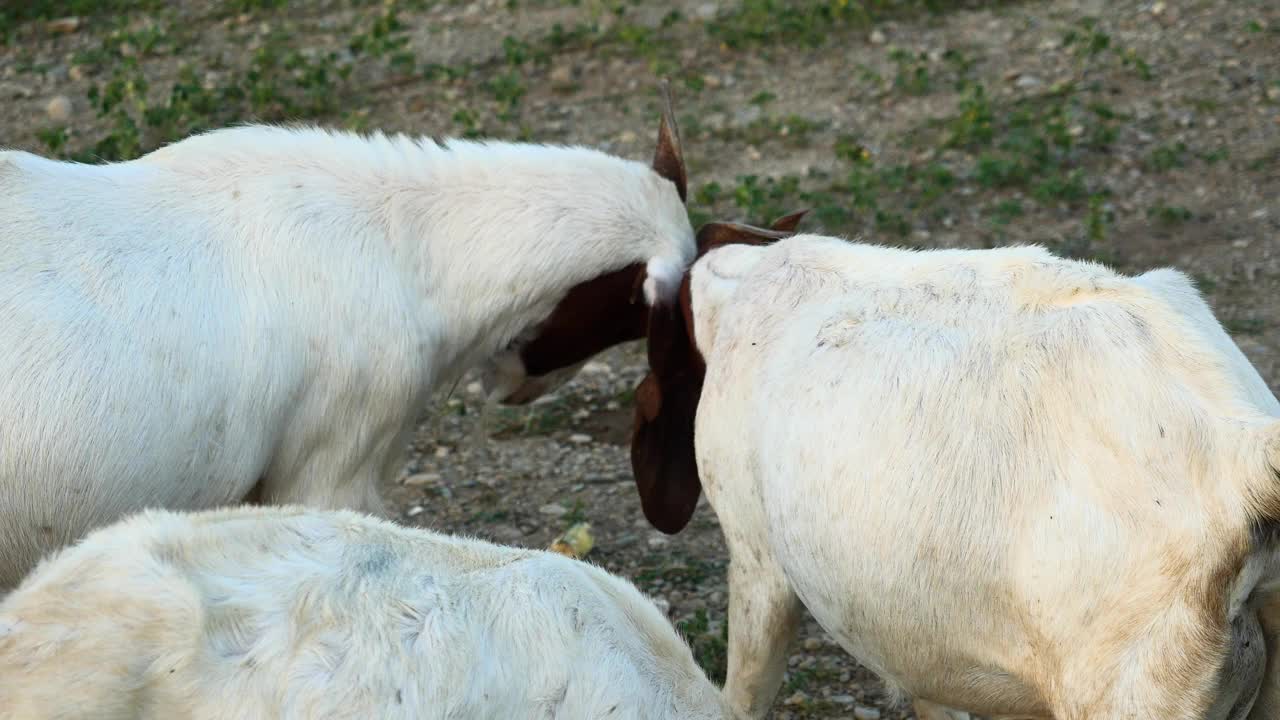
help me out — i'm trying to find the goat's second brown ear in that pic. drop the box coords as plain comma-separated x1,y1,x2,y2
652,79,688,204
630,279,704,534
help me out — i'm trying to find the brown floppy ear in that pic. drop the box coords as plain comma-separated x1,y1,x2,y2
630,276,704,534
652,79,687,203
694,220,794,257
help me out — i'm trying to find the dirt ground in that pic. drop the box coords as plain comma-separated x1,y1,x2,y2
3,0,1279,717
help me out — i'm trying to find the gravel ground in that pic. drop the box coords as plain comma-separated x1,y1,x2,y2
3,0,1279,716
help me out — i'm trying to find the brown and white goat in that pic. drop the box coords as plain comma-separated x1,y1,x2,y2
0,82,697,589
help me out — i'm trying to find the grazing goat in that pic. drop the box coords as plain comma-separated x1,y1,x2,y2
0,505,733,720
0,84,696,589
630,233,1280,719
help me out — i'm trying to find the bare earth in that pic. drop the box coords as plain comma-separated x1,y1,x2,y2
2,0,1279,717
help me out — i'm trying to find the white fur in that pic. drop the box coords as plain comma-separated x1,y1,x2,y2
0,505,731,719
684,234,1280,719
0,126,695,588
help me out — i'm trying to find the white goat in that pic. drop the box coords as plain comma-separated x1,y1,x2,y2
0,505,732,720
0,86,695,588
629,232,1280,719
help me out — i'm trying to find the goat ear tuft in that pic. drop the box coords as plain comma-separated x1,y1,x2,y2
652,79,688,204
630,276,703,534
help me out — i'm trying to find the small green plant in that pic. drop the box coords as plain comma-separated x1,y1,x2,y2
1148,203,1193,224
1148,142,1188,171
676,610,728,685
890,47,931,95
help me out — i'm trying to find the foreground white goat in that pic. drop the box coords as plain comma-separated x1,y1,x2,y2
630,233,1280,719
0,86,696,588
0,505,732,720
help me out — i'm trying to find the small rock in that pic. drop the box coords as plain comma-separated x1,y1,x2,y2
406,505,425,517
616,130,637,144
0,82,34,99
549,63,573,88
68,65,87,82
735,105,762,125
492,524,524,541
582,361,612,375
853,707,881,719
1267,86,1280,101
434,446,451,458
539,502,568,517
702,74,721,89
568,433,592,444
466,381,483,395
802,637,822,651
1150,1,1166,15
1015,74,1042,89
401,472,440,487
695,3,718,20
47,16,81,34
784,691,810,706
647,533,670,549
45,95,73,123
869,29,887,45
831,694,855,704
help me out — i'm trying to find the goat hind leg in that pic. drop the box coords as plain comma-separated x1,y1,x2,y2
722,549,803,719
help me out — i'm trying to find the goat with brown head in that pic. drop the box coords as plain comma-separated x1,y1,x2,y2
493,80,692,405
630,210,807,534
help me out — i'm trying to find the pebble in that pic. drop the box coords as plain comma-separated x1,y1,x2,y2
831,694,855,704
802,637,823,651
539,502,568,517
401,472,440,487
0,82,34,99
406,505,425,517
647,533,670,548
582,361,612,375
47,16,81,34
1015,74,1042,89
735,105,763,126
869,29,887,45
568,433,592,444
784,691,810,706
68,65,87,82
549,64,573,87
45,95,73,123
853,707,881,720
695,3,718,20
466,381,483,395
435,446,451,458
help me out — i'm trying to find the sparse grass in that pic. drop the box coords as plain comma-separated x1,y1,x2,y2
676,609,728,685
37,3,422,161
1148,203,1193,225
1148,141,1189,172
705,0,1011,50
1226,316,1266,335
